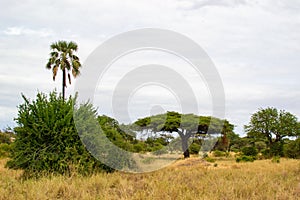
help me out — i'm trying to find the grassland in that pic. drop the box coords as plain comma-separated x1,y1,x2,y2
0,157,299,200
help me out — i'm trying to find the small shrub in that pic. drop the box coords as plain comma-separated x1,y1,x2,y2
205,157,216,163
212,150,226,157
213,163,218,167
236,155,255,163
202,152,209,158
152,147,168,155
189,143,200,154
271,156,280,163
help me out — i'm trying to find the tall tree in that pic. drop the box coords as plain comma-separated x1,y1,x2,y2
245,107,300,155
46,41,81,99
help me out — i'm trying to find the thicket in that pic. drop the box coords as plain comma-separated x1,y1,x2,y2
6,92,134,177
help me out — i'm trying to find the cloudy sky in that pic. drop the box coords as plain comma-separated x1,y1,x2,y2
1,0,300,135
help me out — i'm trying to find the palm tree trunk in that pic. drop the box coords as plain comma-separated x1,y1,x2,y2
62,68,66,100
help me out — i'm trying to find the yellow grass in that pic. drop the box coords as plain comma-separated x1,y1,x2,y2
0,157,299,200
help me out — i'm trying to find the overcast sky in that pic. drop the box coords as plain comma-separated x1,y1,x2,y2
1,0,300,135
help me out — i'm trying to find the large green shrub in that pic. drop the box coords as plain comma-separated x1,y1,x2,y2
6,92,124,177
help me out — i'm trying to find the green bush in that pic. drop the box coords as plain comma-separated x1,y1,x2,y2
0,143,12,158
241,146,258,157
6,91,135,177
205,157,216,163
271,156,280,163
133,143,145,152
283,138,300,159
254,141,267,152
236,155,255,163
261,148,271,159
270,142,284,157
202,152,209,158
189,143,200,154
212,150,226,157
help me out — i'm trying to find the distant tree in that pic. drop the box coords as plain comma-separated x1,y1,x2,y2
0,130,13,144
46,41,82,100
245,107,300,156
283,138,300,159
0,130,14,158
97,115,135,151
133,112,233,158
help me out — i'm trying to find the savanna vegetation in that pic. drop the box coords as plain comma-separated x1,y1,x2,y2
1,40,299,199
0,156,299,200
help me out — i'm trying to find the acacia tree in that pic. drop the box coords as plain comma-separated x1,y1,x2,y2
46,41,81,100
134,111,233,158
245,107,300,156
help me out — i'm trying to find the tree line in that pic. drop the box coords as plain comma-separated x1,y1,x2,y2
0,40,299,177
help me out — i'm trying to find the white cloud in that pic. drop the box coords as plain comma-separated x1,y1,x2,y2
0,0,299,135
3,26,54,37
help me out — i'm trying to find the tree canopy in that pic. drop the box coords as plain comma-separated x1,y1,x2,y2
245,107,300,156
133,111,234,158
46,41,82,99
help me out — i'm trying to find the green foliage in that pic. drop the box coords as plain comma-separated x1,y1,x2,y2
133,112,234,158
97,115,135,151
205,157,216,163
0,131,13,144
0,143,12,158
73,101,136,172
133,143,145,153
6,91,116,177
245,108,299,149
283,138,300,159
212,150,226,157
241,146,258,157
261,148,271,159
270,142,284,156
189,142,200,154
46,41,82,99
229,137,254,152
236,155,255,163
271,156,280,163
254,141,267,152
151,145,168,155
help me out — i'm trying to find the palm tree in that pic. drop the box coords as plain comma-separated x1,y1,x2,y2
46,41,81,100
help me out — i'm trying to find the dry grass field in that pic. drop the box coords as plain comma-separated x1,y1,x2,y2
0,157,299,200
